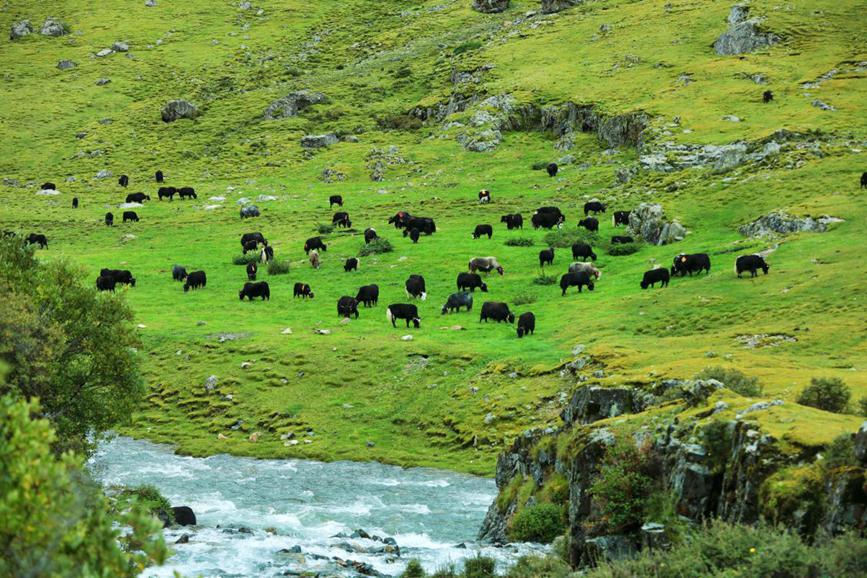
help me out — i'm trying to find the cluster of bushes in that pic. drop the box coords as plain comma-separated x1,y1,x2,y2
359,238,393,256
267,259,291,275
796,377,851,413
504,237,534,247
697,366,764,397
232,253,260,265
543,229,594,249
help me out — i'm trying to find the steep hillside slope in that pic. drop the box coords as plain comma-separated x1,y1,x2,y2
1,0,865,481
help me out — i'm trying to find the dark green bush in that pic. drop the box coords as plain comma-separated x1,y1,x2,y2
463,556,495,578
110,484,173,523
858,397,867,417
508,503,565,543
589,441,653,533
504,237,534,247
453,40,482,55
606,242,640,256
317,223,334,235
267,259,290,276
505,555,572,578
401,559,426,578
512,293,536,306
533,275,557,286
543,229,594,249
359,238,393,256
379,114,423,130
232,253,260,265
796,377,850,413
822,433,857,470
697,366,763,397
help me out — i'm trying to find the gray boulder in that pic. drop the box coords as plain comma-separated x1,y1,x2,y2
40,17,69,37
96,78,111,86
713,5,778,55
263,90,328,119
95,169,112,179
472,0,510,13
112,41,129,52
57,60,77,70
145,0,157,5
541,0,582,14
161,100,200,122
10,20,33,40
627,203,686,245
739,211,842,238
301,133,338,149
96,48,114,58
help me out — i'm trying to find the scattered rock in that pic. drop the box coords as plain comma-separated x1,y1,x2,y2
145,0,157,6
40,18,69,37
57,60,77,70
161,100,200,123
401,335,414,341
739,211,843,238
96,78,111,85
736,333,797,348
472,0,510,13
95,169,112,179
722,115,741,122
281,328,293,335
713,5,778,56
36,189,60,196
204,375,218,391
736,399,784,419
541,0,582,14
95,48,113,58
627,203,687,245
811,99,835,111
263,90,328,119
314,329,332,335
240,361,253,369
484,413,497,425
10,20,33,40
301,133,339,148
320,167,346,183
248,432,260,442
112,41,129,52
175,534,190,544
171,506,197,526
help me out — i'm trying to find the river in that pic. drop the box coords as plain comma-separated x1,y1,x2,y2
89,437,542,577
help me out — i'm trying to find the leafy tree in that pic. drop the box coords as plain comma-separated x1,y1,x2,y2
0,237,144,455
796,377,851,414
0,393,167,577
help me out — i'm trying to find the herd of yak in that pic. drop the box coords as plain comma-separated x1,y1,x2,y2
9,170,779,339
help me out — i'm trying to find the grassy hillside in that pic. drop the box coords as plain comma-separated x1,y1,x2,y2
1,0,865,476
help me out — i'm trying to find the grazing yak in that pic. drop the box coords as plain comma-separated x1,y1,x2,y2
577,217,598,232
260,245,274,263
356,284,379,307
531,210,564,230
671,253,711,276
568,262,602,279
469,256,504,276
405,217,436,235
517,312,535,338
571,242,597,262
406,228,421,243
172,265,188,282
122,211,139,223
105,212,114,226
612,211,630,226
239,281,270,301
126,192,150,203
178,187,196,199
96,275,116,292
332,212,351,228
500,214,523,230
309,250,320,269
560,271,595,295
584,201,606,216
243,240,259,254
118,175,129,187
100,268,136,287
158,187,176,201
442,292,473,314
329,195,343,208
763,90,774,103
546,163,558,177
387,304,421,328
240,205,260,219
344,257,359,272
861,172,867,189
304,237,327,254
337,296,360,319
364,228,378,244
480,302,515,323
457,272,488,292
388,211,412,228
241,232,267,247
155,170,164,183
611,235,634,244
41,182,56,191
735,255,770,278
405,274,427,300
472,224,493,239
72,197,78,209
293,282,314,299
478,189,491,204
539,248,555,268
246,261,257,281
26,233,48,248
183,271,206,292
640,268,670,289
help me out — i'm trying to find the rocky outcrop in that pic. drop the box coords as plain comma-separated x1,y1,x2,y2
472,0,510,13
161,100,200,122
57,60,77,71
713,5,778,55
301,133,339,148
10,20,33,40
739,211,843,238
562,386,647,425
40,17,69,37
627,203,687,245
541,0,582,14
263,90,328,119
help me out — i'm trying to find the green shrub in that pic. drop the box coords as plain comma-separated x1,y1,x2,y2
505,555,572,578
606,242,640,256
858,397,867,416
512,293,536,306
401,559,426,578
588,440,653,533
533,275,557,286
822,433,857,470
453,40,482,55
233,253,260,265
379,114,423,130
504,237,534,247
359,238,393,256
796,377,850,413
110,484,173,523
543,228,594,249
267,259,290,276
317,223,334,235
508,503,565,543
697,366,763,397
431,567,457,578
531,161,550,171
463,556,495,578
701,420,734,474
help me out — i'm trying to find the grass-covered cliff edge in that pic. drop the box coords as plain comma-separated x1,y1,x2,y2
1,0,865,511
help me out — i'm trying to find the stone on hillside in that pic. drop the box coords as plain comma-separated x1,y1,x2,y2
96,78,111,85
240,1,252,9
713,5,778,55
811,99,835,111
112,41,129,52
10,20,33,40
204,375,218,391
263,90,328,119
145,0,157,6
472,0,510,13
57,60,77,70
855,422,867,465
301,133,338,148
96,48,114,58
320,167,346,182
41,18,69,37
627,203,686,245
739,211,842,238
161,100,199,122
95,169,112,179
541,0,582,14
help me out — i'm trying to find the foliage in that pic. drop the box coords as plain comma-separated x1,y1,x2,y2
700,420,734,475
505,555,572,578
402,559,426,578
359,237,394,256
697,366,763,397
504,237,534,247
588,440,653,533
508,503,565,543
317,223,335,235
267,259,291,275
463,556,496,578
533,275,558,286
232,253,260,265
821,433,857,470
606,243,640,256
453,40,482,55
109,484,173,524
543,229,594,249
511,293,536,306
379,114,423,130
0,237,144,456
797,377,851,414
0,394,167,577
859,397,867,417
